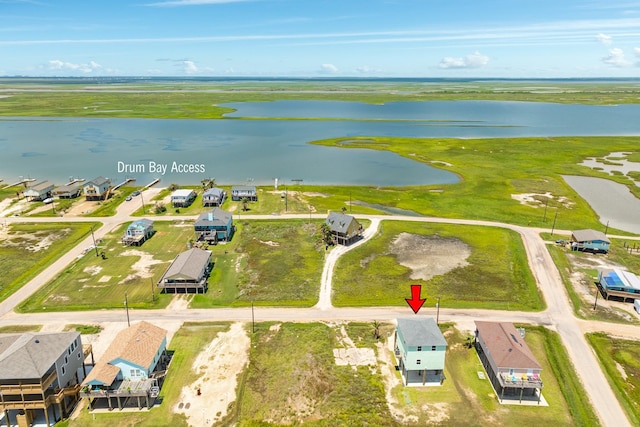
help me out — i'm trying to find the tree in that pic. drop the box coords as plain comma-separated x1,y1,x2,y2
341,206,347,214
372,320,381,340
319,223,334,248
241,197,249,212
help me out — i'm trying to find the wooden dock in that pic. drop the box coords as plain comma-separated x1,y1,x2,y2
113,177,136,191
143,178,161,189
6,178,36,188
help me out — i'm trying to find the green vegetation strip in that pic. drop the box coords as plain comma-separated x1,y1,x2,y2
0,222,99,304
311,136,640,230
587,333,640,426
333,221,542,311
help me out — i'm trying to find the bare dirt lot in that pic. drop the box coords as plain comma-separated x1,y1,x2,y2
390,232,471,280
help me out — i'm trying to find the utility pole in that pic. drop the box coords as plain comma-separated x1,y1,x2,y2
551,209,558,237
543,197,549,222
124,292,131,327
605,220,609,235
251,301,255,334
593,285,599,310
436,296,441,325
140,190,146,214
90,225,99,257
150,277,156,303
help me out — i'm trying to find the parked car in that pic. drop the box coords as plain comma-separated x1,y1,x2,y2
126,196,132,201
132,191,140,197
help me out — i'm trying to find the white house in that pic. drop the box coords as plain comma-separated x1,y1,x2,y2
23,181,54,201
83,177,112,201
171,189,196,208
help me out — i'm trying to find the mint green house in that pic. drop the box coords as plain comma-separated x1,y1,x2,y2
394,318,447,386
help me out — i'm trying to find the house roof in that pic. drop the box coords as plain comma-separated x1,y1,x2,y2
397,318,447,347
160,248,211,282
85,176,110,187
231,185,256,192
475,321,542,370
598,268,640,291
171,189,195,198
53,183,82,193
83,321,167,387
28,181,54,192
572,229,610,244
195,208,232,227
203,188,224,198
325,211,359,234
0,332,79,380
128,219,154,231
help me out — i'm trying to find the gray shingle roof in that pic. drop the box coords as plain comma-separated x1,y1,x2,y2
195,208,232,227
325,211,358,234
0,332,79,380
397,318,447,347
87,176,110,186
203,188,224,198
160,248,211,282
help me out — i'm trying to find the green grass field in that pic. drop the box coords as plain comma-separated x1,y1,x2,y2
310,136,640,230
18,219,326,311
2,80,640,121
0,222,99,304
332,221,542,310
587,333,640,426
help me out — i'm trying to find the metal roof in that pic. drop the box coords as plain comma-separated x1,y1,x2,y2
397,318,447,347
160,248,211,282
572,229,610,243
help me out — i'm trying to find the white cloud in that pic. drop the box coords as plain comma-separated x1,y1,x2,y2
602,47,631,67
438,51,489,69
355,65,381,74
146,0,253,6
596,32,612,45
180,60,213,74
48,59,102,73
319,63,338,74
635,47,640,57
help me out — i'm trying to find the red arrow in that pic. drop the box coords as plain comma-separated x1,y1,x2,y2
405,284,426,314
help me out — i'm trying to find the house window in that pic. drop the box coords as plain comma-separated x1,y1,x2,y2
417,346,422,351
62,366,66,375
431,346,436,351
416,360,421,365
64,356,68,365
78,352,82,360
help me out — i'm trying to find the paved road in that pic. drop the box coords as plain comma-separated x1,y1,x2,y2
1,207,636,426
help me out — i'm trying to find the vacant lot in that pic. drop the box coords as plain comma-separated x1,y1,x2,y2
0,222,97,303
587,333,640,426
332,221,541,310
191,219,325,307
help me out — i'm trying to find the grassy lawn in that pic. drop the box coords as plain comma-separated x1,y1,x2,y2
586,333,640,426
191,219,326,307
0,222,99,303
17,221,198,312
67,322,231,427
311,136,640,230
84,187,137,217
390,325,596,426
547,242,640,324
332,221,542,311
0,325,42,333
235,322,395,426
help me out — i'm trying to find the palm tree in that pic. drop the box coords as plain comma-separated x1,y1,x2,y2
319,223,334,248
372,320,381,340
241,197,249,212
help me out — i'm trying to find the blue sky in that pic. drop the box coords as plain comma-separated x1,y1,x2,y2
1,0,640,77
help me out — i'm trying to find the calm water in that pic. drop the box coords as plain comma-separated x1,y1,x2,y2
3,100,640,186
563,175,640,234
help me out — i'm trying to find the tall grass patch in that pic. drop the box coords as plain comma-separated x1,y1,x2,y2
332,221,542,310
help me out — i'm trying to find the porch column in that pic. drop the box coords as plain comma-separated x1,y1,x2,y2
422,369,426,386
4,409,10,427
538,388,541,405
44,406,51,427
500,386,504,403
117,395,122,410
519,387,523,403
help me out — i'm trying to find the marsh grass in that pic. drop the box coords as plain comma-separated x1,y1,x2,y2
332,221,542,310
0,222,98,304
587,333,640,426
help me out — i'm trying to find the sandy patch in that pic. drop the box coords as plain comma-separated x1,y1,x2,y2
98,275,111,283
258,240,280,247
303,192,328,198
430,160,453,167
511,192,574,209
174,322,250,426
166,295,191,310
83,265,102,276
0,198,29,217
390,233,471,280
65,199,99,216
378,335,419,424
119,249,166,283
333,324,376,368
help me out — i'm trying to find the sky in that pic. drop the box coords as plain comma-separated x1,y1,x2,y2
1,0,640,78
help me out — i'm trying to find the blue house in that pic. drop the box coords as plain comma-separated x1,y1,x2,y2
81,321,168,410
194,208,234,243
571,229,610,253
394,318,447,386
597,268,640,302
122,219,154,246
